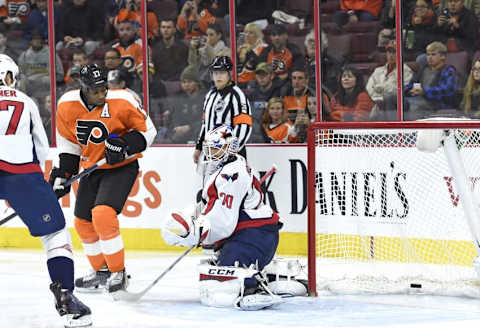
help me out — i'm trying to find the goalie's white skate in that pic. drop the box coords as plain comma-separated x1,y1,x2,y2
236,292,283,311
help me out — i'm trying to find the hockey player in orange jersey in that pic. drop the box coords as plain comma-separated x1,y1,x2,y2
49,64,156,297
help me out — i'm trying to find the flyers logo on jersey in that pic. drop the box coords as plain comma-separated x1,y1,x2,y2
76,120,109,145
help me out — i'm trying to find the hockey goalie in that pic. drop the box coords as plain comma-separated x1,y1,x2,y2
161,125,307,310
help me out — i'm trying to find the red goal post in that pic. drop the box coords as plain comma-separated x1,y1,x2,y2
307,120,480,297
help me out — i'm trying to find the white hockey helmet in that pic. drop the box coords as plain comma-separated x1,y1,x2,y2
204,125,239,164
0,54,18,88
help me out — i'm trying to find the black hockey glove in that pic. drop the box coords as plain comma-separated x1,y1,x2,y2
48,153,79,199
105,134,128,165
49,167,73,199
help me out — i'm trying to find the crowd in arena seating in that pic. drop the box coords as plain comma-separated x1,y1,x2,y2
1,0,479,144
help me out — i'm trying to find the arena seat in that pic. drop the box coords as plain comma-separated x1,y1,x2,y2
446,51,469,80
326,33,351,63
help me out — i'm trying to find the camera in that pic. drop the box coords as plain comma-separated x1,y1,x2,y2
127,0,137,11
442,8,451,18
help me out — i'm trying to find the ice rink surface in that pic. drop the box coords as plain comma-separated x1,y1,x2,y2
2,249,480,328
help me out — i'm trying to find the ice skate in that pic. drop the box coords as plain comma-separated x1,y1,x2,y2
50,282,92,328
74,266,111,292
106,269,129,300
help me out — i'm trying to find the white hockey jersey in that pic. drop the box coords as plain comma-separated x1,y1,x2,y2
0,86,49,173
200,155,279,246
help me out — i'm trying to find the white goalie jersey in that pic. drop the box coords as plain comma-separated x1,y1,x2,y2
0,86,49,174
199,155,279,246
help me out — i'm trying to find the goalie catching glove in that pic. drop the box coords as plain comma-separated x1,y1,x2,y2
161,205,210,247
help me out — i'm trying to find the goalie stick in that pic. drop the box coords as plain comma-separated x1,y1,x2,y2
0,158,107,226
115,164,278,302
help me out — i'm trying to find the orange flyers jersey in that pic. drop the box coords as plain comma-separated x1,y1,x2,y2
112,39,154,73
56,89,156,170
283,95,307,112
263,121,298,143
267,48,293,76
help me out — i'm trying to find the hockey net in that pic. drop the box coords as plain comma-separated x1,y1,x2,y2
307,121,480,297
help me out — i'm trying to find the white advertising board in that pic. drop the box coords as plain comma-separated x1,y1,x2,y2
2,145,310,233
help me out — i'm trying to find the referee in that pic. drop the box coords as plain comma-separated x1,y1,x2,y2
193,56,252,164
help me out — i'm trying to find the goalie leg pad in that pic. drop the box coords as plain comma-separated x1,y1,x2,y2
198,264,282,310
263,258,308,296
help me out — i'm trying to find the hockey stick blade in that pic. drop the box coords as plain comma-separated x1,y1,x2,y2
0,158,107,226
114,245,195,302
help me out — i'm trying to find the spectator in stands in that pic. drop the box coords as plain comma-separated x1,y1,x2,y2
267,24,301,81
64,49,87,85
333,0,384,27
188,22,229,86
404,41,459,120
460,59,480,117
56,0,103,55
237,22,269,85
103,47,136,90
107,68,142,106
293,95,318,143
0,0,30,29
0,26,18,59
63,65,81,91
434,0,478,55
152,17,188,81
366,41,414,120
177,0,216,39
245,62,283,143
377,0,417,48
104,48,123,71
18,30,64,94
281,63,312,122
437,0,480,20
112,0,159,40
403,0,437,61
329,65,374,122
112,19,153,93
25,0,57,41
304,29,342,94
155,65,205,144
262,97,298,143
37,91,52,143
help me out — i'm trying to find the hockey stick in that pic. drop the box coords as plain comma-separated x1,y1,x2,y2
0,158,107,226
113,245,196,302
115,164,279,302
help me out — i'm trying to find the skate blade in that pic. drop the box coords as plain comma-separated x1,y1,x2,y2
109,289,142,302
63,314,92,328
75,286,104,293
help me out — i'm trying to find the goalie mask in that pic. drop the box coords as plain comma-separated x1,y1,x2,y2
0,54,19,88
203,125,239,164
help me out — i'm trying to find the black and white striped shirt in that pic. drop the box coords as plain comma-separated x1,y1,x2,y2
196,83,252,151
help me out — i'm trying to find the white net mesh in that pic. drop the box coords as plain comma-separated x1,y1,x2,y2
312,126,480,297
